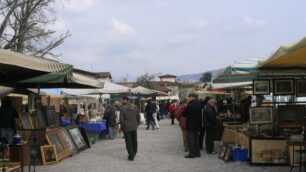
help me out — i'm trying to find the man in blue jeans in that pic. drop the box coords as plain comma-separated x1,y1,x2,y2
0,97,19,145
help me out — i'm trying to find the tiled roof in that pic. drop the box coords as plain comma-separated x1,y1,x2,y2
158,74,176,78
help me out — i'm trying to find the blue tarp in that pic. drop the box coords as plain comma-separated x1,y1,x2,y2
79,122,107,134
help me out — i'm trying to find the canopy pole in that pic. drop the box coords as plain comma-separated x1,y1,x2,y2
230,66,236,129
37,84,40,95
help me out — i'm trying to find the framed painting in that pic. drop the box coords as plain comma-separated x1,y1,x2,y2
44,107,60,127
249,107,273,125
20,114,32,129
40,145,58,165
249,137,288,165
223,145,233,162
79,127,91,148
59,128,78,156
253,80,270,95
66,126,88,152
36,108,47,129
45,129,70,160
296,79,306,97
218,145,228,160
273,79,295,96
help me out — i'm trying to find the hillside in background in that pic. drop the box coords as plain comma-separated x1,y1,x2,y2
177,70,218,82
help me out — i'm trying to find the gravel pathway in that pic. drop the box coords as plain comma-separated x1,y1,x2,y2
31,120,288,172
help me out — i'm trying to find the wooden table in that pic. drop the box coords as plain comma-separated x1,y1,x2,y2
287,140,306,172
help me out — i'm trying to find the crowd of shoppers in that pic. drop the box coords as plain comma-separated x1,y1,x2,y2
177,94,218,158
96,95,218,161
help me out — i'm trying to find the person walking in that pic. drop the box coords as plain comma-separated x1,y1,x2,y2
0,97,19,145
175,99,188,152
120,97,140,161
160,101,168,119
145,100,156,130
199,96,211,150
152,100,160,129
203,99,218,154
104,102,117,140
169,100,177,125
183,93,202,158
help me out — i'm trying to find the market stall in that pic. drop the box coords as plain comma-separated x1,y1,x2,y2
214,37,306,169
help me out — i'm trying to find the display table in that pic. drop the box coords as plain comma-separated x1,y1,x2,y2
287,139,306,172
79,122,107,140
9,143,30,172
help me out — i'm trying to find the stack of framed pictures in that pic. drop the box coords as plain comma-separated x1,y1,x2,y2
45,129,70,161
253,79,306,97
44,126,90,163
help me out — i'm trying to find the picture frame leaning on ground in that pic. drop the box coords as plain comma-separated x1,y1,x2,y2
218,145,228,160
249,107,273,125
223,145,233,162
40,145,58,165
45,129,70,160
253,79,270,95
66,126,88,153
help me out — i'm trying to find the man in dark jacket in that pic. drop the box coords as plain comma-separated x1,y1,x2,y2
145,100,156,130
182,93,202,158
199,96,211,150
104,102,117,140
0,97,18,145
203,99,218,154
120,97,140,161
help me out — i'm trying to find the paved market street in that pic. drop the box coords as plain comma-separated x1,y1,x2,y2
33,120,288,172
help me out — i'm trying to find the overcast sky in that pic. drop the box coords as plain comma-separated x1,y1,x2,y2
52,0,306,81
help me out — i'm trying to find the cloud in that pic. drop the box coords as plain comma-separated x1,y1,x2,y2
111,18,135,35
62,0,96,12
193,20,210,28
242,16,266,27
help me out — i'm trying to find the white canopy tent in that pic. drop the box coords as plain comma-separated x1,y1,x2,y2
61,82,131,96
131,86,158,96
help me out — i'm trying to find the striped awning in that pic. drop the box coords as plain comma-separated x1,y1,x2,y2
0,49,73,84
212,58,263,83
18,69,103,89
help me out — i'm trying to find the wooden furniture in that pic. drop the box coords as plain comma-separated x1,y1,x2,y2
10,143,30,172
287,139,306,172
222,128,249,149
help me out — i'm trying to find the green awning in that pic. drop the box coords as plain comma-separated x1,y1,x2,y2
18,69,103,89
0,49,72,84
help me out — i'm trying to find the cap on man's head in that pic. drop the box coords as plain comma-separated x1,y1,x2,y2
188,93,198,99
122,96,129,101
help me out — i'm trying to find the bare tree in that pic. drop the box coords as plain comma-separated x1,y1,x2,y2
0,0,70,57
136,73,157,89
